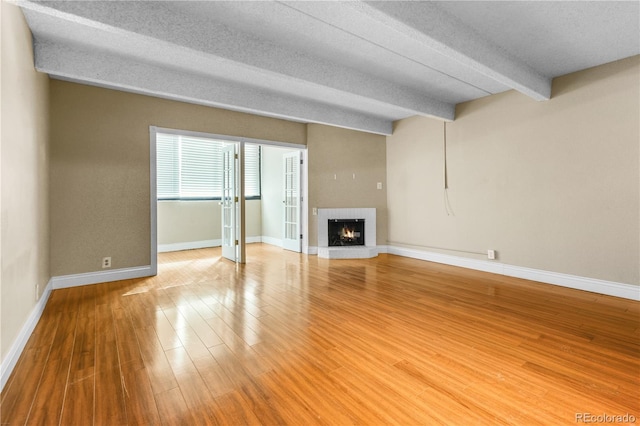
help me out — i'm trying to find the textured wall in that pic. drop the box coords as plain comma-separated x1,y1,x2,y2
1,3,50,362
50,80,306,276
387,56,640,285
307,124,388,247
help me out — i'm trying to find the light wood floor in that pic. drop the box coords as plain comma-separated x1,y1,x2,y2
1,244,638,425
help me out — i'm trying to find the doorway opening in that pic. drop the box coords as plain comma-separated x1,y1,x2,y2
150,126,307,272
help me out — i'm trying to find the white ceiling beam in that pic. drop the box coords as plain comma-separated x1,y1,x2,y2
19,0,455,121
35,40,394,135
350,1,552,101
283,0,551,101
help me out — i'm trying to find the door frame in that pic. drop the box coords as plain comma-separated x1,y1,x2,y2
149,126,308,273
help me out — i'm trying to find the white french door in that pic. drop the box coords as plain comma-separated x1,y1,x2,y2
282,151,301,252
221,144,237,261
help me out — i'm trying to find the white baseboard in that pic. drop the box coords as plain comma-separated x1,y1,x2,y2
261,236,283,248
307,245,388,256
1,278,53,392
318,246,378,259
386,245,639,301
51,265,154,289
159,237,264,253
158,239,221,252
387,246,504,274
500,264,640,301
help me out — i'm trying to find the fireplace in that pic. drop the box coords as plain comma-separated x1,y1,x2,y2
317,208,377,259
328,219,365,246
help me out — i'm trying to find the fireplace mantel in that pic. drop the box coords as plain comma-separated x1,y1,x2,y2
317,208,378,259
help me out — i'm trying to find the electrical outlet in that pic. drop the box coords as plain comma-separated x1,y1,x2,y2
312,207,317,215
102,257,112,268
487,250,496,260
377,182,383,190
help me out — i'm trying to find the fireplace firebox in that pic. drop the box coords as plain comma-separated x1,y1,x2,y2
328,219,365,247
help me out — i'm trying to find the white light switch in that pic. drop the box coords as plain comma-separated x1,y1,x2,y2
377,182,383,190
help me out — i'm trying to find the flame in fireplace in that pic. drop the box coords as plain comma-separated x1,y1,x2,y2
340,226,355,240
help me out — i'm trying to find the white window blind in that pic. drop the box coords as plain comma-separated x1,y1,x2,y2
244,144,260,198
156,133,260,199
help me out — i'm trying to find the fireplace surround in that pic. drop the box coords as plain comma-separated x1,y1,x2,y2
317,208,377,259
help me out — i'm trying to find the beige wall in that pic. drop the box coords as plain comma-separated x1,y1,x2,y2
158,199,261,246
387,56,640,285
307,124,388,246
50,80,306,276
1,3,50,361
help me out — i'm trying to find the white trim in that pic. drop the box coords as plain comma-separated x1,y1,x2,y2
387,246,503,274
301,149,309,255
152,126,307,150
158,236,263,253
318,246,378,259
150,126,158,276
387,245,639,301
1,279,53,392
307,245,386,256
159,239,221,253
261,236,283,248
500,264,640,301
377,245,389,254
51,266,153,289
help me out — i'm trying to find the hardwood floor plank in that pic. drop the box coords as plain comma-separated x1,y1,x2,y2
26,310,78,425
151,309,183,352
113,307,144,366
154,386,198,426
0,346,51,425
2,245,638,425
120,360,162,425
60,296,96,425
256,370,333,425
0,309,60,423
94,368,128,426
192,352,236,398
60,376,94,426
234,380,289,425
94,303,128,426
215,390,263,425
164,346,224,424
134,326,179,395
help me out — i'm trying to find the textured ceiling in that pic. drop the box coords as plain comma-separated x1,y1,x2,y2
18,1,640,135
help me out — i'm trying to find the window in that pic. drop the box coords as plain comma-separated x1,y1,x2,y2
156,133,261,200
